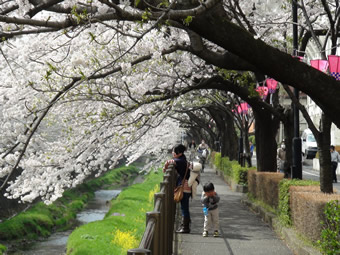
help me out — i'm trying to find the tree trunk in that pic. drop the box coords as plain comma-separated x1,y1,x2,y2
318,115,333,193
207,107,238,160
283,108,294,177
224,112,238,160
254,109,279,172
0,168,28,219
243,122,251,167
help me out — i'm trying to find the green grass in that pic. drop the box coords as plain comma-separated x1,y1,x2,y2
0,243,7,255
66,169,163,255
247,193,277,215
0,165,139,248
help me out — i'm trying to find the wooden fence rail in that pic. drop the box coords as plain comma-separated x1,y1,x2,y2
127,164,176,255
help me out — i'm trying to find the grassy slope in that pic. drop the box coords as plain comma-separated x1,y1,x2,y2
66,170,163,255
0,244,6,254
0,165,139,252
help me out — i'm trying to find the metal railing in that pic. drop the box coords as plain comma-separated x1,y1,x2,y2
127,164,176,255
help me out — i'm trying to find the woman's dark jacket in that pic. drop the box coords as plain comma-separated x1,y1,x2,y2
174,154,190,186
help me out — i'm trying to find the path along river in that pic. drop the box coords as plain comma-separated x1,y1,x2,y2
9,189,121,255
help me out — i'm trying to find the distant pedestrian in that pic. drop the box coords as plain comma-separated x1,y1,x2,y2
201,182,220,237
330,145,340,183
197,139,208,152
188,139,196,161
247,141,255,167
249,142,254,158
197,140,209,171
277,141,286,173
189,139,196,149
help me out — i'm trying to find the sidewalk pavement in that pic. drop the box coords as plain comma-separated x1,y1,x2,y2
173,166,293,255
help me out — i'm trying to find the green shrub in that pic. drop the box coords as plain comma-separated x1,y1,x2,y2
221,157,232,176
213,154,250,185
318,200,340,254
210,151,217,165
232,164,249,185
0,243,7,254
214,152,222,169
68,200,86,211
278,179,319,226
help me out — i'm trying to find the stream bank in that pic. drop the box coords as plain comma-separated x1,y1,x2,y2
66,170,162,255
0,165,140,255
9,190,122,255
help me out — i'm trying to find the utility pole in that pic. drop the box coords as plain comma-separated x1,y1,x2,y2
292,0,302,179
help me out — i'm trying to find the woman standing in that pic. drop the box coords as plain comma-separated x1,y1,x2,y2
188,139,196,162
330,145,340,183
163,144,191,233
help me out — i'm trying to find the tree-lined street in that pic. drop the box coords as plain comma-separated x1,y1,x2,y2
0,0,340,204
1,1,340,254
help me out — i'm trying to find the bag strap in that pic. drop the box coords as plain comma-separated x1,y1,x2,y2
180,163,190,187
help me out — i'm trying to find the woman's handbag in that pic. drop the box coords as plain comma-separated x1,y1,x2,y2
174,163,189,203
174,185,184,203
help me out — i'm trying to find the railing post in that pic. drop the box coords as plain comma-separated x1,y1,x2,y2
166,167,175,222
166,166,176,224
154,192,165,255
128,163,177,255
147,211,160,255
166,165,177,255
127,248,151,255
160,180,171,255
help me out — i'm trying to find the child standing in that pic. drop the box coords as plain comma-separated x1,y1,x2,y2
201,182,220,237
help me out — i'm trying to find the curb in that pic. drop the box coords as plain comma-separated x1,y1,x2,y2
241,196,322,255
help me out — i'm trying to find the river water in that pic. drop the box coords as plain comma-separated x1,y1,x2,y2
9,190,121,255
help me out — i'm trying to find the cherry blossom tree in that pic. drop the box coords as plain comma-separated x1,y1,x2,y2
0,20,202,203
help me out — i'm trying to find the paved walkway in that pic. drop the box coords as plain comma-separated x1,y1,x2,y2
174,166,293,255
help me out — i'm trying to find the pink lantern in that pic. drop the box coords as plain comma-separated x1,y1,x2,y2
256,86,269,100
240,102,249,114
310,59,329,73
266,78,278,94
328,55,340,80
237,105,242,114
235,103,250,115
